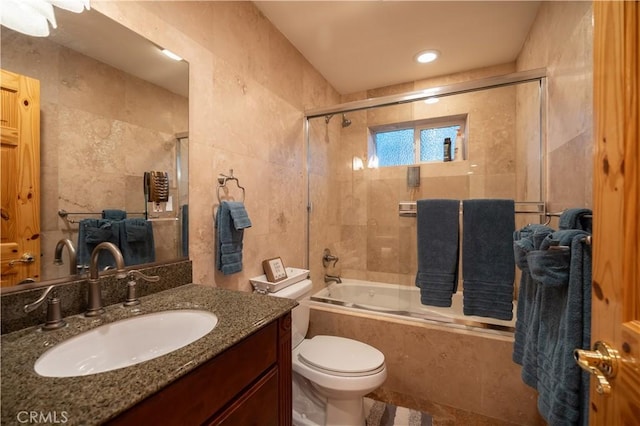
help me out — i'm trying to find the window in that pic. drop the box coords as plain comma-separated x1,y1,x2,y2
369,115,466,167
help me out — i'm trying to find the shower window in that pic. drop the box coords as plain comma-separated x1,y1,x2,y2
370,115,467,167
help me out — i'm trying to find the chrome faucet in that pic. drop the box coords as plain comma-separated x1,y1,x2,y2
324,274,342,284
86,242,127,317
24,285,67,331
54,238,78,275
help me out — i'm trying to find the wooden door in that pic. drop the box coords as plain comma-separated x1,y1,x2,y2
590,1,640,424
0,69,41,286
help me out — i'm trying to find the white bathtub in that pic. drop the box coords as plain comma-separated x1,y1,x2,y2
310,279,515,333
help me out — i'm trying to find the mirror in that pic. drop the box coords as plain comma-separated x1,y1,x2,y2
0,8,189,290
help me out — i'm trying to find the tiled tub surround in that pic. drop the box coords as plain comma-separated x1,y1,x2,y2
1,283,296,425
1,260,192,334
308,304,545,426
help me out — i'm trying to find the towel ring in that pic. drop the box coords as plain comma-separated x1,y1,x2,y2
216,169,246,203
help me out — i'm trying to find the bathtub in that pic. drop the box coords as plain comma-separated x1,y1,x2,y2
307,279,541,424
310,279,515,334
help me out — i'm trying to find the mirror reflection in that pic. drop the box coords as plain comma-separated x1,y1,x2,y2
0,7,189,289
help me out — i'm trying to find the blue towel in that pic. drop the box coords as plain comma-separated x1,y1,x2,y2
76,219,120,271
461,199,515,320
512,224,555,367
119,218,155,266
216,201,251,275
102,209,127,220
181,204,189,257
559,208,592,232
414,199,460,307
528,230,591,426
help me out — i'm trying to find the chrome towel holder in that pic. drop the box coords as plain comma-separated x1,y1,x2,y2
217,169,246,203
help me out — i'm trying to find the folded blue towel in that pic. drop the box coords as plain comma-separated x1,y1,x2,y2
559,208,592,232
77,219,120,271
414,199,460,307
216,201,250,275
226,201,252,230
512,224,554,368
119,218,155,266
102,209,127,220
462,199,515,321
529,229,591,426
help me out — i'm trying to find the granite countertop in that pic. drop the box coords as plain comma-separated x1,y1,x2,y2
1,284,296,426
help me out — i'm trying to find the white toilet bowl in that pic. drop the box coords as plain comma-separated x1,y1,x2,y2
265,279,387,426
293,335,387,425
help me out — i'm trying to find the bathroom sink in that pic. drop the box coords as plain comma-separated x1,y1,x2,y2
34,309,218,377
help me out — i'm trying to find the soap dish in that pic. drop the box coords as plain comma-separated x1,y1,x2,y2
250,267,310,293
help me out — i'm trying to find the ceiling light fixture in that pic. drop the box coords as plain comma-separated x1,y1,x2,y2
0,0,90,37
415,50,439,64
161,49,183,61
424,97,439,104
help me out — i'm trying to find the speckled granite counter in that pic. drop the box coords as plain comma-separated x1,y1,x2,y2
1,284,296,426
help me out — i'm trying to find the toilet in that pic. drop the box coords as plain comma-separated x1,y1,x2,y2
268,279,387,426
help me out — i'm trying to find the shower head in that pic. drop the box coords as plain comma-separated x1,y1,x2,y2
341,114,351,128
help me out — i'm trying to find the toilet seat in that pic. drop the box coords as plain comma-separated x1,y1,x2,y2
297,336,385,377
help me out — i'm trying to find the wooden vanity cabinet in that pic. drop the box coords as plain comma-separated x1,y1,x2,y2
106,313,292,426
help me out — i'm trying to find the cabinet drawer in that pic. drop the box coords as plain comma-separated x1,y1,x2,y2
207,368,279,426
106,321,278,426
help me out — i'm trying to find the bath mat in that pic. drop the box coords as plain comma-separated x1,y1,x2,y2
365,397,433,426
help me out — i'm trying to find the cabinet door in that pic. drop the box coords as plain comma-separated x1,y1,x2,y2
208,369,279,426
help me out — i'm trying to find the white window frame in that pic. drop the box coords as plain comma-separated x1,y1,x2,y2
370,114,468,167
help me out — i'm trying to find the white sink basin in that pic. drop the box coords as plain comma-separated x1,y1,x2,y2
34,309,218,378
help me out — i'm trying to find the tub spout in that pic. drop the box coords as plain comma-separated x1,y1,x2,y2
324,274,342,284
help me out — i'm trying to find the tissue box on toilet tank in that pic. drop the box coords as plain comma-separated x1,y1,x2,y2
250,267,310,293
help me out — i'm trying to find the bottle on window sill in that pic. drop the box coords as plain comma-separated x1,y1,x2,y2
443,137,452,162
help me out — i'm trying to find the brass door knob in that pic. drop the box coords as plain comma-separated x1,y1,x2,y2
574,341,620,395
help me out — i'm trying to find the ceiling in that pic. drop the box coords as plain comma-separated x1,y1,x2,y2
254,1,542,94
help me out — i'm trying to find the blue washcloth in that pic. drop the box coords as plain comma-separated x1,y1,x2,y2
102,209,127,220
512,224,555,367
414,199,460,307
529,230,591,426
215,201,251,275
76,219,120,271
559,208,592,232
461,199,515,321
119,218,155,266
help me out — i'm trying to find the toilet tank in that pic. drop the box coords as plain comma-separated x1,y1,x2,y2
268,279,312,348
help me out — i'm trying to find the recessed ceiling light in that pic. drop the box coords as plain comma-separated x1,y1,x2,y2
424,97,439,104
161,48,183,61
415,50,439,64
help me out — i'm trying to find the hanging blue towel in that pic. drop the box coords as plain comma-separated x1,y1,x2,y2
529,229,591,426
216,201,251,275
414,199,460,307
76,219,120,271
559,208,592,232
461,199,515,321
512,224,555,368
181,204,189,257
119,218,155,266
102,209,127,220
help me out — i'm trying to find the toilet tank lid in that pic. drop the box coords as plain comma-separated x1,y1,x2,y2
268,279,312,299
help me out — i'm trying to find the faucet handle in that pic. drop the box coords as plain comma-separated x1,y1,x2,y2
123,270,160,307
128,270,160,282
322,248,339,268
24,286,67,331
